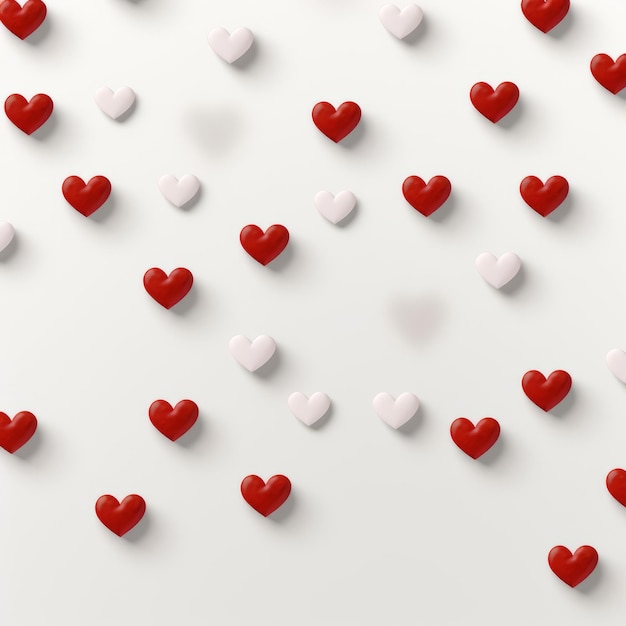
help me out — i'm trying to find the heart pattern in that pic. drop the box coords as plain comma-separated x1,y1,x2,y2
158,174,200,208
470,82,520,123
0,222,15,252
94,86,136,120
402,175,451,216
62,176,112,217
149,400,199,441
606,469,626,507
241,474,292,517
521,0,570,33
475,252,521,289
520,175,569,217
5,93,53,135
0,411,37,453
522,370,572,412
229,335,276,372
606,349,626,384
288,392,331,426
240,224,289,266
0,0,46,39
143,267,193,309
312,101,362,143
373,392,419,429
314,190,356,224
208,27,254,64
378,4,423,39
548,545,598,587
591,54,626,95
450,417,500,459
95,494,146,537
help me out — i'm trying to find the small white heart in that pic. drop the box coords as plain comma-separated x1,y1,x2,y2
373,392,420,429
208,27,254,64
378,4,424,39
288,392,331,426
0,222,15,252
158,175,201,208
94,87,136,120
606,349,626,384
229,335,276,372
314,190,356,224
475,252,522,289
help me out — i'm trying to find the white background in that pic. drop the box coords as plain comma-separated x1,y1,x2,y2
1,0,626,624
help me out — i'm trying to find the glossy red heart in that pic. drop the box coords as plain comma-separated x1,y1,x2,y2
402,175,451,217
241,474,291,517
606,469,626,506
521,0,570,33
149,399,198,441
548,545,598,587
520,175,569,217
5,93,53,135
0,0,46,39
522,370,572,411
143,267,193,309
62,176,111,217
312,101,361,143
591,54,626,95
0,411,37,453
470,82,519,123
95,494,146,537
240,224,289,266
450,418,500,459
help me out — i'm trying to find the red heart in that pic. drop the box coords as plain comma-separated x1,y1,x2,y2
149,399,198,441
0,411,37,453
590,54,626,95
5,93,53,135
606,469,626,506
95,494,146,537
241,474,291,517
62,176,112,217
240,224,289,266
143,267,193,309
470,82,519,123
548,545,598,587
402,175,452,217
522,370,572,411
450,417,500,459
312,101,361,143
520,175,569,217
521,0,570,33
0,0,46,39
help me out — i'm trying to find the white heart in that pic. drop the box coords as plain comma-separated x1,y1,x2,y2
314,190,356,224
94,87,136,120
288,392,331,426
158,175,201,208
229,335,276,372
378,4,424,39
208,27,254,64
475,252,522,289
0,222,15,252
373,392,420,429
606,349,626,383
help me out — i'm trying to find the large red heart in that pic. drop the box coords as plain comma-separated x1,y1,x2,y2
95,494,146,537
5,93,53,135
0,411,37,453
591,54,626,95
241,474,291,517
521,0,570,33
450,418,500,459
143,267,193,309
470,82,519,123
149,399,198,441
402,175,451,217
240,224,289,266
0,0,46,39
522,370,572,411
62,176,112,217
312,101,361,143
548,545,598,587
606,469,626,506
520,175,569,217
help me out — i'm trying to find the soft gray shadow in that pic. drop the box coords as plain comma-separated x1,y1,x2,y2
547,7,574,40
401,14,428,46
114,97,137,123
267,242,293,272
176,185,202,211
546,191,573,223
576,560,603,594
616,89,626,101
550,386,576,418
390,294,445,343
268,490,295,523
499,264,526,295
333,200,358,227
231,39,258,70
396,404,424,436
31,111,58,141
184,107,242,156
170,284,198,316
497,97,523,130
254,349,281,379
308,403,333,431
13,426,42,460
428,192,456,223
89,190,116,223
0,232,19,261
24,13,51,45
338,117,365,149
176,415,203,448
123,509,150,543
477,433,505,466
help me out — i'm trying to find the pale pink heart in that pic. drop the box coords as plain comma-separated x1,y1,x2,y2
606,349,626,384
0,222,15,252
208,27,254,63
475,252,521,289
158,175,200,208
373,392,420,429
229,335,276,372
378,4,424,39
314,190,356,224
288,392,331,426
94,87,136,120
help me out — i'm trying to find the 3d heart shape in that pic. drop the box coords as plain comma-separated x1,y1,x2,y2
548,545,598,588
240,224,289,266
229,335,276,372
402,175,451,216
241,474,291,517
470,82,519,123
522,370,572,411
606,348,626,384
143,267,193,309
606,469,626,507
312,101,361,143
158,174,200,208
520,175,569,217
94,86,136,120
475,252,521,289
378,4,423,39
149,399,198,441
590,54,626,94
0,222,15,253
62,176,111,217
95,494,146,537
373,392,420,430
0,0,46,39
0,411,37,453
208,26,254,64
5,94,53,135
521,0,570,33
314,190,356,224
450,417,500,459
288,392,331,426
